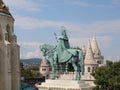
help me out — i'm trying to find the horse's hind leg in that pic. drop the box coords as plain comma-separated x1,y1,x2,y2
77,63,81,80
65,63,68,74
51,64,56,80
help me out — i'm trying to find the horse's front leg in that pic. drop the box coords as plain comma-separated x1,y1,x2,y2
50,58,56,80
72,61,80,80
51,64,56,80
72,62,77,80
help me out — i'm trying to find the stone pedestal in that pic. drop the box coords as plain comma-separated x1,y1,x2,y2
36,80,94,90
81,73,95,87
58,73,74,80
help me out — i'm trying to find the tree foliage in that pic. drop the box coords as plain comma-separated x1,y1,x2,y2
92,60,120,90
21,66,41,78
29,66,39,71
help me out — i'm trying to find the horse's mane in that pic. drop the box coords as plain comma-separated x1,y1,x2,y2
40,44,56,56
42,44,55,50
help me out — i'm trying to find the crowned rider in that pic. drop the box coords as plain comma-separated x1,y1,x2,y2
56,27,70,60
58,26,70,50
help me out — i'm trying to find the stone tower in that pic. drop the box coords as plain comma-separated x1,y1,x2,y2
0,1,20,90
84,41,98,74
81,41,98,86
39,56,50,78
91,36,104,66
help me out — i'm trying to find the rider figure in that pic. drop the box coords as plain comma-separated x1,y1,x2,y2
57,27,70,52
55,27,70,73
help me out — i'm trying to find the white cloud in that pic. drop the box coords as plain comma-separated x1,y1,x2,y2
4,0,44,11
14,15,120,35
69,36,112,49
19,42,43,59
19,41,42,47
112,0,120,5
69,37,88,47
19,36,112,59
20,49,41,59
86,20,120,33
73,1,91,7
70,0,120,8
14,15,81,30
96,36,112,48
13,14,120,59
64,0,92,7
15,15,120,52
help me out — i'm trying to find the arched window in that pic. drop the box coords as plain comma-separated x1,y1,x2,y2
97,61,99,64
88,67,90,72
92,67,94,72
5,24,10,41
42,68,46,71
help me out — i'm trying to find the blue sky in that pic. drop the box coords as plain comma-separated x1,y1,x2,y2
4,0,120,61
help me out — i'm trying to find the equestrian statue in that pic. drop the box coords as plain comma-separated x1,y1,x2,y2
40,28,84,80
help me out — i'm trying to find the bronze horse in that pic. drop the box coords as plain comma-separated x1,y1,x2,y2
40,44,84,80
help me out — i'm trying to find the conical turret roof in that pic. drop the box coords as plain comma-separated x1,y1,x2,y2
0,0,12,16
82,45,86,55
40,56,49,67
91,36,101,56
84,41,97,64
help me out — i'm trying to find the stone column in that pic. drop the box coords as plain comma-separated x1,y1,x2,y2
10,43,20,90
0,44,6,90
6,44,12,90
0,43,11,90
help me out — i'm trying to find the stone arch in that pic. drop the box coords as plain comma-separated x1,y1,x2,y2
97,60,99,64
88,67,90,72
92,67,94,72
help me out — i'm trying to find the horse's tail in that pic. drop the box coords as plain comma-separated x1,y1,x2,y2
78,50,84,75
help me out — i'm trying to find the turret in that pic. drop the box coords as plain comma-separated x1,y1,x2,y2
81,41,98,86
91,36,104,65
91,36,101,56
39,56,50,79
84,41,97,67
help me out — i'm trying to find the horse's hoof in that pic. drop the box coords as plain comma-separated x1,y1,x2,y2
51,78,55,80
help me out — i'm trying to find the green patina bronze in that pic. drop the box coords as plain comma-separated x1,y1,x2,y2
40,28,84,80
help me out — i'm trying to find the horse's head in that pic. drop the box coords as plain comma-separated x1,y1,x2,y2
40,44,55,57
40,45,47,56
